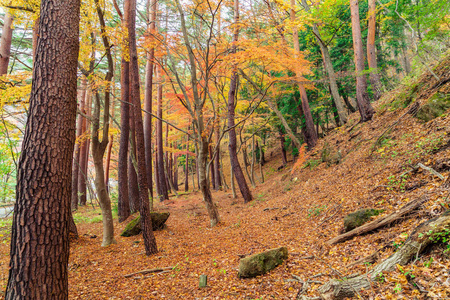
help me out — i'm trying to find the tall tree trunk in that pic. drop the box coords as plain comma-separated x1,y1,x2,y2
300,0,347,125
118,0,131,222
91,0,115,247
144,0,157,200
5,0,80,297
227,0,253,203
71,78,87,210
350,0,375,122
78,91,90,206
184,134,189,192
156,65,169,200
198,137,220,226
118,17,131,221
230,158,237,199
280,132,288,166
164,123,171,193
291,0,318,149
129,0,158,255
367,0,382,101
104,130,114,193
214,124,221,189
128,110,139,213
209,144,216,189
0,12,13,75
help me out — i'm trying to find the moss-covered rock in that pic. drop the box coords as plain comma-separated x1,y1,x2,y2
343,209,383,232
120,212,170,237
321,142,342,167
416,92,450,122
238,247,288,278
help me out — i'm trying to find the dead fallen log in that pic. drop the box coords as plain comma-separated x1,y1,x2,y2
318,210,450,300
124,266,173,278
326,195,429,245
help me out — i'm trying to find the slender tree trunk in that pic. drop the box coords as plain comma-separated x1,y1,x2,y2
214,125,221,189
230,159,237,199
118,45,131,221
128,110,139,213
367,0,382,101
156,65,169,200
118,0,131,222
290,0,317,149
251,129,256,185
104,134,113,193
280,132,287,166
5,0,80,297
164,123,171,193
350,0,375,121
258,141,264,183
209,144,216,189
78,88,91,207
227,0,253,203
300,0,347,125
129,0,158,255
144,0,157,200
184,134,189,192
0,12,13,75
90,0,116,247
72,78,87,210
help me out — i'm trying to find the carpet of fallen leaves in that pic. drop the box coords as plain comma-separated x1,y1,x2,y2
0,60,449,299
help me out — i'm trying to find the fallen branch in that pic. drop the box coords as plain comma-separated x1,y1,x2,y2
124,266,173,278
318,210,450,300
326,195,429,245
417,163,445,180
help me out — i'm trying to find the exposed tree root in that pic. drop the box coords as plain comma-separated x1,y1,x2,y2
318,210,450,300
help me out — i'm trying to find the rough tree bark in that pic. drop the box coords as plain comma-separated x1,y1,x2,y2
129,0,158,255
350,0,375,121
227,0,253,203
367,0,382,101
117,0,131,223
5,0,80,297
0,12,13,75
128,110,139,213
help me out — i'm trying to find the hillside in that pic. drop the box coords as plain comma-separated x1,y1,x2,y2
1,56,449,299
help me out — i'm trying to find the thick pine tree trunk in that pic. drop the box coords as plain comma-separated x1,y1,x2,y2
5,0,80,297
350,0,375,121
129,0,158,255
0,12,13,75
367,0,382,101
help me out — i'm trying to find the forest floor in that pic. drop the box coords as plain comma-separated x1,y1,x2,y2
0,58,450,299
